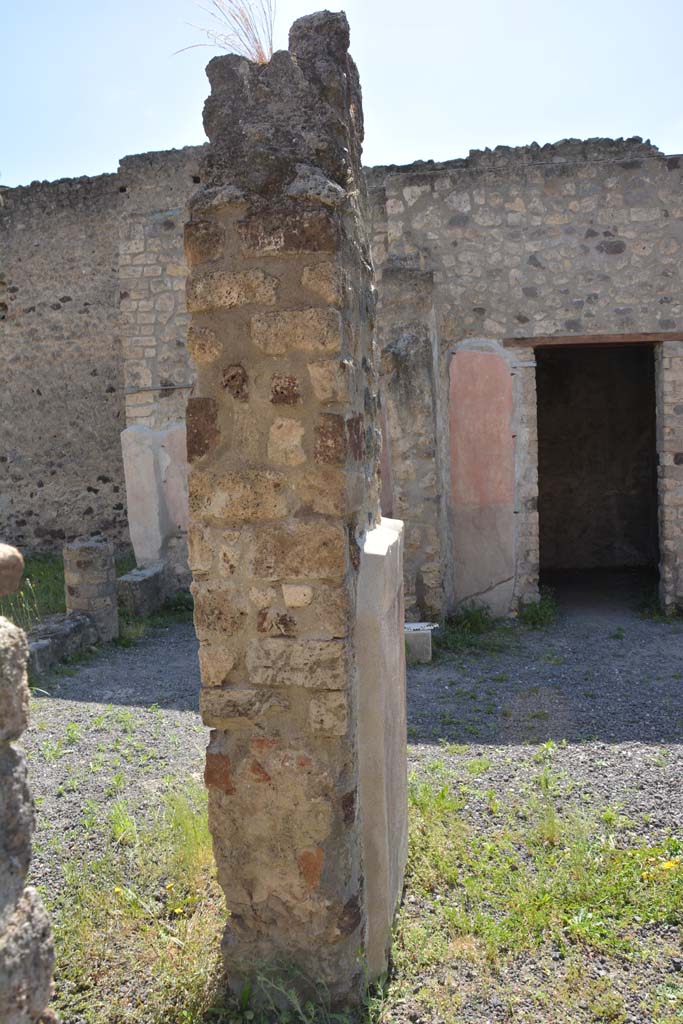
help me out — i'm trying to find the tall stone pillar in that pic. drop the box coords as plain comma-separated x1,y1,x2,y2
185,12,406,1004
0,544,55,1023
655,340,683,609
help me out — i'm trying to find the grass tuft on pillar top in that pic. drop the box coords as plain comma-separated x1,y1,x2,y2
181,0,276,63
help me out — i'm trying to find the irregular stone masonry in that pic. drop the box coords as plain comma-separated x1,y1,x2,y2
63,537,119,642
185,12,406,1003
0,146,204,553
0,544,55,1023
368,137,683,615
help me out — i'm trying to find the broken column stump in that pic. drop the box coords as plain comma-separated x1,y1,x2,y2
185,11,407,1005
63,537,119,642
0,544,55,1023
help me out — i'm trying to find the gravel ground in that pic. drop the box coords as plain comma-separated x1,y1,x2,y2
408,576,683,842
19,574,683,1022
22,620,206,892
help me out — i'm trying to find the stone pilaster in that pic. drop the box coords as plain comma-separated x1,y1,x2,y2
63,538,119,642
656,341,683,609
185,12,406,1003
511,347,540,607
378,266,445,619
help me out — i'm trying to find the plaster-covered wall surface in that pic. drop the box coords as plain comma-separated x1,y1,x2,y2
368,137,683,616
0,146,204,553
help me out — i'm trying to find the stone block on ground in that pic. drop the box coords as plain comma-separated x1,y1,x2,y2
404,622,437,664
28,613,98,677
117,563,167,618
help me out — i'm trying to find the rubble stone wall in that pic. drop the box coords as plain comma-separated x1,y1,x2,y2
186,12,406,1002
0,544,55,1022
0,174,127,549
0,146,204,556
369,138,683,615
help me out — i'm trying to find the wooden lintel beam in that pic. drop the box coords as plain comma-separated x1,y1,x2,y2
504,331,683,349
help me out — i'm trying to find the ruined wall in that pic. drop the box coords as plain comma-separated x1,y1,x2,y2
118,147,205,430
0,147,203,561
186,12,406,1002
0,544,55,1022
117,147,205,581
0,174,127,549
369,138,683,614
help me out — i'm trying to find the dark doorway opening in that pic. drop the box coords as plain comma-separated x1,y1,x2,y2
536,343,659,607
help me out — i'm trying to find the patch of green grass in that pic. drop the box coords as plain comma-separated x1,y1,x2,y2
115,550,137,577
399,773,683,973
434,604,512,656
517,588,558,629
464,756,492,776
0,552,65,630
108,800,138,847
117,591,195,647
48,782,226,1024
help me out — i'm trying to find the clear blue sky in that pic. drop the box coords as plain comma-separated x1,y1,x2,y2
3,0,683,187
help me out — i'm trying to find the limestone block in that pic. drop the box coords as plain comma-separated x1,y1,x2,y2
200,687,289,729
190,470,287,523
301,262,342,306
282,585,312,607
247,522,347,581
186,268,278,312
308,692,348,735
184,220,225,265
28,612,98,677
0,621,29,744
268,418,306,466
246,639,347,689
404,623,435,664
188,324,221,364
238,206,338,256
307,360,347,403
117,563,167,618
251,308,342,355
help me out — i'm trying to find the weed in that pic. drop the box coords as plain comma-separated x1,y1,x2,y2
434,604,511,656
65,722,82,745
106,772,126,797
439,741,468,755
610,626,626,640
181,0,276,63
0,552,65,630
108,800,138,846
518,588,557,629
465,756,492,777
533,740,557,765
48,783,225,1022
40,738,65,762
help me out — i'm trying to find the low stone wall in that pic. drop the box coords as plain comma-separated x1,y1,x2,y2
0,544,55,1022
